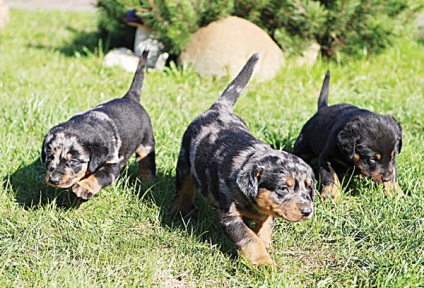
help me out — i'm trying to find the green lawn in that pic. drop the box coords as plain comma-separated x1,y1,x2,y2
0,9,423,287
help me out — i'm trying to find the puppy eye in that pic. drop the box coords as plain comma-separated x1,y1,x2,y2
367,158,377,168
69,159,80,166
276,186,289,196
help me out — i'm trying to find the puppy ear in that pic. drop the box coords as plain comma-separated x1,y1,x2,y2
236,163,262,197
337,121,359,160
309,176,316,201
40,138,47,164
395,119,402,153
88,145,109,173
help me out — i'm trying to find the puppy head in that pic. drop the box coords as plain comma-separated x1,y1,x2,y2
236,152,315,222
337,114,402,183
41,128,108,188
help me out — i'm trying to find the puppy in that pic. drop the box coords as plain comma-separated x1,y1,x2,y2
293,71,403,199
171,53,315,267
41,50,156,202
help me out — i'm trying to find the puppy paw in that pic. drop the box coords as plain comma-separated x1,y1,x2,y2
170,202,198,218
72,176,101,200
383,181,405,197
240,239,277,269
249,253,277,269
321,183,341,200
139,169,156,184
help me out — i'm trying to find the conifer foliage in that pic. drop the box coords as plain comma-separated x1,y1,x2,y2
97,0,421,59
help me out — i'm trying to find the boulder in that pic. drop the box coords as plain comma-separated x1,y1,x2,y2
179,16,284,82
133,25,168,69
0,0,9,29
102,48,140,72
296,42,321,66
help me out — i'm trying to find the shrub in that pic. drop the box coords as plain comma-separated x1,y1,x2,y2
96,0,422,59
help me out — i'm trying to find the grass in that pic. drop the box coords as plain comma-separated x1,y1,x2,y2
1,8,423,287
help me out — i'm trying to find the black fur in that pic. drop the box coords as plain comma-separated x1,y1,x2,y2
294,71,403,198
41,50,156,201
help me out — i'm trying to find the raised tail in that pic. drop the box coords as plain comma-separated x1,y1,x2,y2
317,70,330,110
125,49,149,102
212,52,260,112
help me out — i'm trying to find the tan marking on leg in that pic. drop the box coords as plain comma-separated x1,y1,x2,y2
238,228,276,268
171,174,197,216
138,160,155,183
321,172,341,199
252,216,274,250
72,174,102,200
136,146,155,183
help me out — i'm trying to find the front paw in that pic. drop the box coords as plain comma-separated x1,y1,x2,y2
249,252,278,269
383,181,405,197
321,183,341,200
72,177,101,200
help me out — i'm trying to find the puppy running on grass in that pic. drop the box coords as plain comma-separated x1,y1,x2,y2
41,50,156,203
293,71,403,199
172,53,315,267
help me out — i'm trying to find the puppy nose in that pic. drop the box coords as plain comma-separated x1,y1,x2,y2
300,206,312,217
49,176,61,185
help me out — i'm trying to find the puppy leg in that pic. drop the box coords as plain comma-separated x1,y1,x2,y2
171,158,197,216
72,163,120,200
220,204,275,267
383,168,405,197
252,216,275,250
136,146,156,184
319,157,341,199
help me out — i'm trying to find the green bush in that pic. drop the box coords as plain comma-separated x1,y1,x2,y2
96,0,422,59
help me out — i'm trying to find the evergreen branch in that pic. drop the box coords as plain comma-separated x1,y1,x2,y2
295,0,308,17
174,0,188,24
148,0,168,27
340,0,347,14
366,0,372,9
97,2,126,23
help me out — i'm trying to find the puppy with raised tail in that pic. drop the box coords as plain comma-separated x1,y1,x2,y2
41,50,156,202
294,71,403,199
172,53,315,267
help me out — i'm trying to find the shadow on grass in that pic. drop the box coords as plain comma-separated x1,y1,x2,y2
27,25,135,58
139,169,239,260
3,158,62,209
3,158,165,210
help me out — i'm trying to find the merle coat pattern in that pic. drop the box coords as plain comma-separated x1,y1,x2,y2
172,53,315,267
41,50,155,202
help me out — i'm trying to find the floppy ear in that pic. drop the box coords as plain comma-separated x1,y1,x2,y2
309,175,316,201
395,119,402,153
88,145,109,173
337,121,360,160
236,163,262,197
40,138,47,164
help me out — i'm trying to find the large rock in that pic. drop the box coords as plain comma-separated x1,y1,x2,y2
102,48,140,72
179,16,284,82
0,0,9,29
296,42,321,66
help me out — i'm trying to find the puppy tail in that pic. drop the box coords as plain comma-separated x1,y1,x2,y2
125,49,149,102
317,70,330,110
212,52,260,112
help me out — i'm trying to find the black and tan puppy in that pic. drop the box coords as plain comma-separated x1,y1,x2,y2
294,71,403,199
172,53,315,267
41,50,155,202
